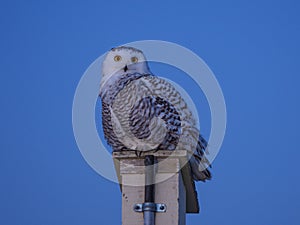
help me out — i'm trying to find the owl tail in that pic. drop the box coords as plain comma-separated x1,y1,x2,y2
189,156,212,182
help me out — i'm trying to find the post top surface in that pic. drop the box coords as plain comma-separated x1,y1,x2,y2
113,150,188,159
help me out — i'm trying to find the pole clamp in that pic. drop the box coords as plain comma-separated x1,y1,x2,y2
133,202,167,213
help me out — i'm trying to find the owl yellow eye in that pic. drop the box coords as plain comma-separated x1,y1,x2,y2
114,55,122,62
131,56,138,63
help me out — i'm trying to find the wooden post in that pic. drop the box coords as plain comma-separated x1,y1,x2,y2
113,150,200,225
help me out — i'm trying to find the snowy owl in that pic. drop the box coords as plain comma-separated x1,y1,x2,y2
99,46,211,181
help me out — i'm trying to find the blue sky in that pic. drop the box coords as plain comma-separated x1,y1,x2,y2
1,1,300,225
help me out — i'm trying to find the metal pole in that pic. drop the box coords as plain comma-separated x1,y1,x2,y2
144,155,155,225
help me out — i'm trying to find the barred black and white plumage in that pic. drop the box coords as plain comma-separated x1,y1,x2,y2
99,46,211,181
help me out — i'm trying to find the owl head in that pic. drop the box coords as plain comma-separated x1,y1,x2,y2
101,46,150,80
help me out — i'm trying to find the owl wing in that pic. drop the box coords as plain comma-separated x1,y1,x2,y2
138,76,211,181
129,96,181,151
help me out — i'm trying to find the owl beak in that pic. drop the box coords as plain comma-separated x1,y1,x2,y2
123,65,128,72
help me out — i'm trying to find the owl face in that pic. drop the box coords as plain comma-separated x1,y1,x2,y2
101,46,150,80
